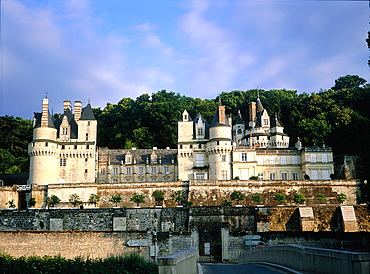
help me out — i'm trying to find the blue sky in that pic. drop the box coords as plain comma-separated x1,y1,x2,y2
1,0,368,118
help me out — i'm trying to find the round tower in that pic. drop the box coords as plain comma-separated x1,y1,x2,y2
206,106,233,180
28,98,58,185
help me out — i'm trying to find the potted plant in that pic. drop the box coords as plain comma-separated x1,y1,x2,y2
274,193,286,205
251,193,263,204
88,194,100,208
69,194,83,208
337,193,347,204
110,194,123,208
46,195,61,209
130,193,146,207
294,193,306,205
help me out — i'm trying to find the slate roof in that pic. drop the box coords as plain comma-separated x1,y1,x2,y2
193,114,210,139
235,110,244,125
80,104,96,120
210,110,230,127
104,149,178,165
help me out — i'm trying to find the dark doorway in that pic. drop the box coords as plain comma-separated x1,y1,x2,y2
199,225,222,262
18,192,27,209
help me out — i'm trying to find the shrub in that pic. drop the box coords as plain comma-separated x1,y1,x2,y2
274,193,286,203
28,197,36,207
251,193,263,203
130,193,146,206
46,195,61,208
316,193,326,201
110,194,123,207
69,194,83,207
294,193,306,204
88,194,100,207
5,199,16,208
249,176,259,180
171,190,183,205
337,193,347,203
152,190,165,205
221,200,232,207
230,191,245,204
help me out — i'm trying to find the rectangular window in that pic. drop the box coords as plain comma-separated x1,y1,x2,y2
322,154,328,163
85,158,88,163
292,156,298,165
86,145,89,149
196,173,205,179
195,153,204,167
125,156,131,164
74,145,77,149
258,173,263,180
164,167,169,174
221,155,226,162
281,173,287,180
269,173,276,180
138,178,144,182
45,142,48,147
113,168,118,175
60,159,66,167
100,168,105,175
322,170,330,180
126,167,131,175
241,153,247,162
138,167,144,174
281,156,287,165
221,170,227,180
197,128,203,136
311,170,318,180
112,179,118,183
164,178,169,182
263,119,269,126
310,154,317,163
85,133,88,141
61,145,65,150
87,121,90,126
62,128,68,135
126,178,131,182
293,173,299,180
151,178,157,182
85,169,88,174
152,167,156,174
269,157,275,165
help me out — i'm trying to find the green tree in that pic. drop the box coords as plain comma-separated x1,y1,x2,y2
130,193,146,206
221,200,232,207
171,190,183,205
46,195,61,208
294,193,306,204
337,193,347,203
110,194,123,207
69,194,83,207
251,193,263,203
152,190,165,206
316,193,327,201
88,194,100,207
230,191,245,205
274,193,286,204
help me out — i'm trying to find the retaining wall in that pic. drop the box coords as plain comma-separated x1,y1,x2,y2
238,244,370,274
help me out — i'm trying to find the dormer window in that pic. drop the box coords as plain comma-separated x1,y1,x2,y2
62,128,68,135
151,155,157,163
197,128,203,136
125,155,132,164
263,119,269,126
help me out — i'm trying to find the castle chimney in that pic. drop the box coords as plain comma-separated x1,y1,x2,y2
74,101,82,121
41,98,49,126
63,100,72,112
249,102,256,122
218,106,225,124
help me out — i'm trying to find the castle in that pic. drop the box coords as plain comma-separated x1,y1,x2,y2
28,96,334,187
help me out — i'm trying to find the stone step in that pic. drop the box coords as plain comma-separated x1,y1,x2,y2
340,206,356,221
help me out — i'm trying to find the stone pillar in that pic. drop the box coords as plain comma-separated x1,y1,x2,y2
340,206,358,232
221,223,230,262
298,207,314,231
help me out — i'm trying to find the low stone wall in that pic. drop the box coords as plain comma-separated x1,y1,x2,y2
0,231,148,259
238,244,370,274
157,246,198,274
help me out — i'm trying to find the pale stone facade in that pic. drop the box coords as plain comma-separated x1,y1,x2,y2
178,96,334,181
28,96,334,188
